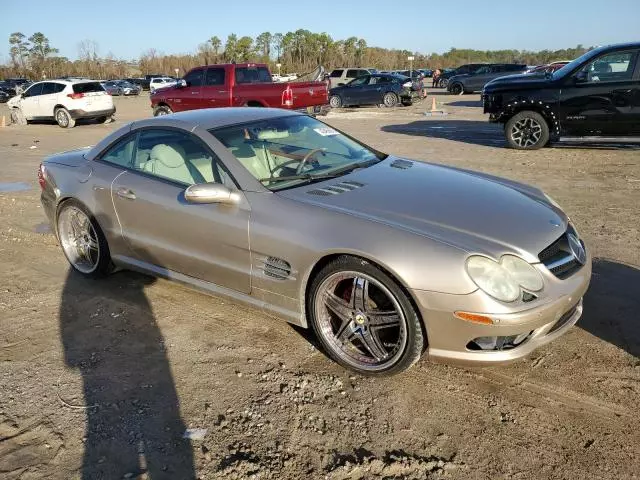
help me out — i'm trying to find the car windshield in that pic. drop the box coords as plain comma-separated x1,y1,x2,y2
552,47,603,79
210,115,386,191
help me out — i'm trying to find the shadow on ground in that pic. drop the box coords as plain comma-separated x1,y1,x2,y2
381,120,505,147
60,268,196,479
445,100,483,108
580,259,640,359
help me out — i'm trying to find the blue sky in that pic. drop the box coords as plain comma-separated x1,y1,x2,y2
2,0,638,61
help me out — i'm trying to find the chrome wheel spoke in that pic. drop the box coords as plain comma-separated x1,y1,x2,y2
336,320,355,344
358,329,388,361
351,276,368,311
324,291,353,323
368,311,401,328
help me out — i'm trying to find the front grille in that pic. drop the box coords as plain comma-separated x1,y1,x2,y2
538,227,584,279
548,304,579,334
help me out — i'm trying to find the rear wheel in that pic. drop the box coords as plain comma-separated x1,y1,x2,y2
505,111,550,150
153,105,173,116
97,116,114,124
57,200,112,278
308,256,425,375
382,92,398,108
329,95,342,109
55,108,75,128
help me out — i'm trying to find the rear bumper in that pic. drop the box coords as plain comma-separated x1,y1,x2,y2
296,104,331,116
68,107,116,120
412,255,592,366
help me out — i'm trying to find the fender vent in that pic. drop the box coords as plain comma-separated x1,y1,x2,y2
390,159,413,169
308,181,366,196
263,256,292,280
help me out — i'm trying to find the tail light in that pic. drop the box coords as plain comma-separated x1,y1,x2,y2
67,93,84,99
37,164,46,190
281,86,293,107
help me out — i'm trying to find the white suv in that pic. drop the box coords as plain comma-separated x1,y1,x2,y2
149,77,177,93
8,80,115,128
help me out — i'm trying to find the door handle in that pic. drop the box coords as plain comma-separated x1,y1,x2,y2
116,187,136,200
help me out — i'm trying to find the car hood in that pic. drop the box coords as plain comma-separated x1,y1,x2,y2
484,73,552,92
277,158,567,262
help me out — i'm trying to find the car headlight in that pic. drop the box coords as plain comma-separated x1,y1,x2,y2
466,255,543,302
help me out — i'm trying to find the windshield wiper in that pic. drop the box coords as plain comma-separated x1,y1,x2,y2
260,157,383,185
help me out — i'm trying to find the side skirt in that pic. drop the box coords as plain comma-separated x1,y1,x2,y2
112,255,306,327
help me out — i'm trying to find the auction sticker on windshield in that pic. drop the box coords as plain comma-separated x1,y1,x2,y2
314,127,339,136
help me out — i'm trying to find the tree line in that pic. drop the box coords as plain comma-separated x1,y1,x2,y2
2,30,590,80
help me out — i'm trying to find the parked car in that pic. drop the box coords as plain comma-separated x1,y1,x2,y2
329,73,420,108
436,64,486,88
525,61,571,75
101,81,123,96
4,78,31,94
328,68,376,88
151,63,328,116
40,107,591,375
483,42,640,150
447,64,528,94
0,89,9,103
8,79,115,128
124,78,146,90
149,77,178,93
115,80,141,96
0,81,17,97
419,69,433,77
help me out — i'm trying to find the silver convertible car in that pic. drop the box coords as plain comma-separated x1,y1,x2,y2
39,108,591,375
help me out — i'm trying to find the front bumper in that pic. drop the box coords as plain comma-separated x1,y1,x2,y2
68,107,116,120
412,254,592,366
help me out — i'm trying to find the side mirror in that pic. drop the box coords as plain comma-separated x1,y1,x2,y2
184,183,240,205
177,79,187,88
574,70,588,83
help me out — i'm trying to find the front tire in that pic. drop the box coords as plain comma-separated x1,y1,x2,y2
153,105,173,116
55,108,75,128
505,111,550,150
440,78,449,88
329,95,342,109
450,83,464,95
382,92,398,108
307,256,425,376
56,200,112,278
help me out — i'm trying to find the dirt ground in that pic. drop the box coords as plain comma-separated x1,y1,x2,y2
0,91,639,480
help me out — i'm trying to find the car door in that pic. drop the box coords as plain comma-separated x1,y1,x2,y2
18,82,43,119
342,76,369,104
465,65,496,92
175,68,204,111
558,49,639,136
38,82,63,118
200,67,228,108
110,127,251,293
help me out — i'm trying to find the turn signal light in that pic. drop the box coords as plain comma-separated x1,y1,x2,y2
454,311,494,325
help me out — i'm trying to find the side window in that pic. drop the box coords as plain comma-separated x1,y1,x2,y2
579,51,637,83
204,68,225,86
23,83,43,98
330,69,343,78
40,82,56,95
53,83,65,93
235,67,271,84
184,69,204,87
349,76,369,86
346,69,360,78
101,136,137,168
135,129,224,185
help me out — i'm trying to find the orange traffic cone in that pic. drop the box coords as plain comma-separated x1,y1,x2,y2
0,116,5,128
430,97,437,112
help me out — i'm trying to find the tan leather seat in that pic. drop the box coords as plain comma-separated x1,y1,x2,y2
143,143,198,185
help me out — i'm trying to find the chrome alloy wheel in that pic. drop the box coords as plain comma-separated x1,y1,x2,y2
510,117,543,148
314,271,408,372
58,206,100,274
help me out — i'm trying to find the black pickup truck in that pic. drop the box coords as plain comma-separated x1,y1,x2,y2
482,42,640,150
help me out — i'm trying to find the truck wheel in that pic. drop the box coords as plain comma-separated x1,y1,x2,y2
382,92,398,108
505,111,549,150
55,108,76,128
153,105,173,116
450,83,464,95
329,95,342,108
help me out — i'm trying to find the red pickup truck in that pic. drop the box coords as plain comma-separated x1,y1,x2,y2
151,63,329,116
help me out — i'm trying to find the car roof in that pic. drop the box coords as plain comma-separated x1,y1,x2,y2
141,107,302,130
